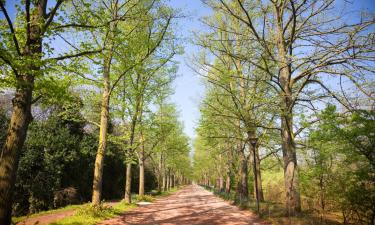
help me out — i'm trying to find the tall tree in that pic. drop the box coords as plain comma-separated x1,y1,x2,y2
0,1,100,223
205,0,374,214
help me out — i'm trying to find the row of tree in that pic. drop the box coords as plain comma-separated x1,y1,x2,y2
192,0,374,224
0,0,191,224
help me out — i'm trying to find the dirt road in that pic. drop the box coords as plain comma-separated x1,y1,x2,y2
101,185,270,225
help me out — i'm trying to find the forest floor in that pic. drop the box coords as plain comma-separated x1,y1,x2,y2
100,185,270,225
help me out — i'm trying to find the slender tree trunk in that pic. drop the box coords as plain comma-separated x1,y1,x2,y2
158,154,163,193
138,154,145,197
225,175,231,194
92,55,111,206
138,131,145,196
236,142,248,203
255,151,264,201
124,163,132,203
167,169,171,191
219,176,224,192
274,6,301,214
163,172,167,191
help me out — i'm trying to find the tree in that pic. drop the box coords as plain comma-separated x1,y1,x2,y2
62,0,176,205
300,105,374,224
202,0,374,215
0,1,102,222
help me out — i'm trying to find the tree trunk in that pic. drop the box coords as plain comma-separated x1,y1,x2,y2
0,84,34,224
124,163,132,203
158,154,163,193
219,176,224,192
167,169,171,191
138,131,145,197
225,175,231,194
249,133,264,202
163,171,167,191
0,6,43,222
91,60,111,206
274,6,301,214
238,151,249,203
138,155,145,197
255,150,264,201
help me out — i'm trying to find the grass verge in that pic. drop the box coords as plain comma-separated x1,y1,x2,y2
49,201,136,225
202,185,342,225
12,203,90,224
14,186,182,225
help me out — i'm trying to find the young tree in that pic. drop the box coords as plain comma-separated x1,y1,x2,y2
64,0,176,205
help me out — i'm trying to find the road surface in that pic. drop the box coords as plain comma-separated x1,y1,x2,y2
101,185,270,225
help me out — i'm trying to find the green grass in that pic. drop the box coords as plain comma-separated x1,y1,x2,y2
52,188,181,225
157,187,179,197
203,185,342,225
135,194,156,202
49,201,136,225
12,203,90,224
13,186,182,225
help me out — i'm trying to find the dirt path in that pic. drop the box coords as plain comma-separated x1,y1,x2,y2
101,185,271,225
17,201,118,225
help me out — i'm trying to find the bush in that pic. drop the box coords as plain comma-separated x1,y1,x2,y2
53,187,78,208
136,195,155,202
75,203,114,218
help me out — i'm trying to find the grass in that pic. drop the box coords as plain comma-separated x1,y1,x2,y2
14,186,182,225
51,188,180,224
135,194,156,202
49,201,136,225
12,203,90,224
202,185,342,225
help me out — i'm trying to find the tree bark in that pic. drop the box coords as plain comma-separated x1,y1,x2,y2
225,174,231,194
255,149,264,201
274,5,301,214
163,172,167,191
236,149,249,203
219,176,224,192
138,131,145,197
167,169,170,191
92,52,111,206
0,3,43,222
158,153,163,193
0,83,34,224
138,155,145,197
124,163,132,203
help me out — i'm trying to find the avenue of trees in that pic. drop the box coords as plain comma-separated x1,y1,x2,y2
0,0,374,225
192,0,374,224
0,0,191,224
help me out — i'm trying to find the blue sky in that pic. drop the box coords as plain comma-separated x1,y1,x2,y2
167,0,211,139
